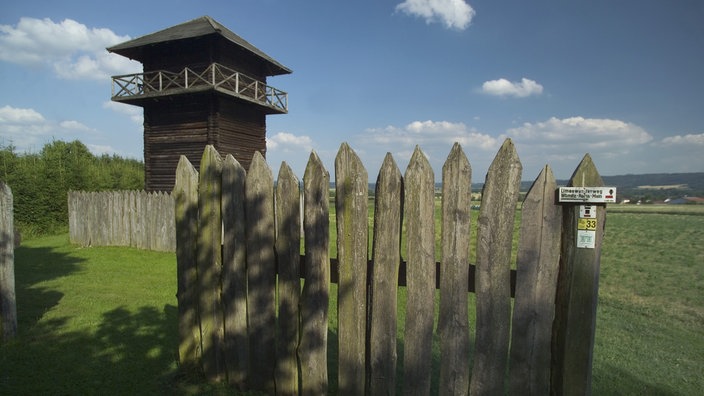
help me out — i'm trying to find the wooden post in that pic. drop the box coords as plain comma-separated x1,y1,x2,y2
438,143,472,395
402,146,436,396
471,138,522,395
197,145,225,381
174,156,200,367
299,151,330,396
369,153,403,396
509,165,562,395
552,154,606,395
245,151,276,392
221,154,248,388
0,182,17,342
335,143,369,395
275,161,301,395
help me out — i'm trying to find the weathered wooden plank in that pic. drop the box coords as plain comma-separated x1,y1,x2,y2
471,138,522,395
131,191,144,250
161,192,177,252
71,191,85,246
66,190,177,252
96,191,109,247
68,191,78,245
509,165,562,395
221,154,248,388
145,192,155,250
111,192,124,246
551,154,606,395
244,151,276,392
402,146,435,396
300,151,330,396
334,143,369,396
369,152,403,396
438,143,472,395
197,145,225,381
173,156,200,367
0,182,17,342
125,191,134,247
275,161,301,395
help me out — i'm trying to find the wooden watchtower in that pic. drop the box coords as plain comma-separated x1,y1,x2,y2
108,16,291,192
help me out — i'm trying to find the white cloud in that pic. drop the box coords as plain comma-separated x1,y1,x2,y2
482,78,544,98
0,105,52,150
507,116,652,149
660,133,704,146
0,17,139,80
0,105,108,153
503,116,660,176
365,120,500,150
86,143,117,156
396,0,476,30
0,105,45,124
103,101,143,124
267,132,314,153
59,120,94,132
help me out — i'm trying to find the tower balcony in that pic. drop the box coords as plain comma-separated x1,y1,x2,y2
111,62,288,114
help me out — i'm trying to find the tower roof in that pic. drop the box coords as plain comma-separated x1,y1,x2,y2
107,16,292,76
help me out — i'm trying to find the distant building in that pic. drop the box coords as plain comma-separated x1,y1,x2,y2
666,197,704,205
108,16,291,191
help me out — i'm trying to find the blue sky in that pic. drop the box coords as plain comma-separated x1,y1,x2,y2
1,0,703,181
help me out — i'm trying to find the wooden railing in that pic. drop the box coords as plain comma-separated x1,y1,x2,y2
111,63,288,113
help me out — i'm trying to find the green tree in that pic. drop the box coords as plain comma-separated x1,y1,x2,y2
0,140,145,236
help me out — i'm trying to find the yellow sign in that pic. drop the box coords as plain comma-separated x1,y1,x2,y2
578,218,597,231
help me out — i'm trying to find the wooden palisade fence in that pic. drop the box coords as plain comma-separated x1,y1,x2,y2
68,190,175,252
174,140,607,395
0,182,17,342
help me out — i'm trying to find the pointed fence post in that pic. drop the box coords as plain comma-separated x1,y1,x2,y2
369,153,403,396
509,165,562,395
300,151,330,396
275,161,301,395
402,146,436,396
335,143,369,395
245,151,277,392
0,182,17,342
174,156,200,368
197,145,225,381
438,143,472,395
552,154,607,395
471,138,522,395
221,154,248,388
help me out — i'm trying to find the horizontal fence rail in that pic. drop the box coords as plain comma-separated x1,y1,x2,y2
174,141,608,395
68,190,175,252
111,63,288,113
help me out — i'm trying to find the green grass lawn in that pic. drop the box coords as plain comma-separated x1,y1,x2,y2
0,235,184,394
592,210,704,395
1,207,702,394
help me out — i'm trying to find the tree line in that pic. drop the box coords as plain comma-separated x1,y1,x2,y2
0,140,144,236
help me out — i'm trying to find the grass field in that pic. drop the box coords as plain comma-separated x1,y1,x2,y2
1,206,702,394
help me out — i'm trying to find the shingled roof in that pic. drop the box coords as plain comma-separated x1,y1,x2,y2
107,16,291,76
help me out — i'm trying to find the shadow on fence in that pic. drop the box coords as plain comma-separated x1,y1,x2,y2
174,139,609,395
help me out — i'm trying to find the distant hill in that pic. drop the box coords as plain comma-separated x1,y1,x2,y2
360,172,703,202
470,172,704,201
598,173,704,201
598,173,704,191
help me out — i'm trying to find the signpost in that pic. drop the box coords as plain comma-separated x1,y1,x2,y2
552,155,612,395
558,186,616,203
